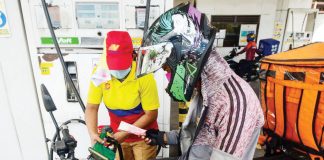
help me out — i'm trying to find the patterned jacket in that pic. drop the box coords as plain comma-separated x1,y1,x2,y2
166,50,264,159
193,50,264,159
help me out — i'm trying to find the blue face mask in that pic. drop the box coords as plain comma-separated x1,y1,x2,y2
110,67,131,79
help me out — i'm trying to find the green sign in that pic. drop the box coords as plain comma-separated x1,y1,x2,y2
41,37,79,45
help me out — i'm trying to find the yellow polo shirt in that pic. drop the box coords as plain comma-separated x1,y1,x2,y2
87,62,159,111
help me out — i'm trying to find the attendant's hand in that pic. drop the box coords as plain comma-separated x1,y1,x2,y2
113,131,129,143
90,133,104,146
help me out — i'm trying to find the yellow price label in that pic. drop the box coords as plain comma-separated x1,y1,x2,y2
41,67,50,75
40,62,53,75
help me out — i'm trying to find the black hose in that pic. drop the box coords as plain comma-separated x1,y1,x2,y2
40,0,85,112
117,144,124,160
49,112,62,141
49,119,86,160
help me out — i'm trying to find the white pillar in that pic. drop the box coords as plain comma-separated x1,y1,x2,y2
0,0,48,159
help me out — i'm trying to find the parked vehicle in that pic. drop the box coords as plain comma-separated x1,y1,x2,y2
223,47,262,82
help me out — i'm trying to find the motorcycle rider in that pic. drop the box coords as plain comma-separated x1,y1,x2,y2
137,3,264,160
231,33,260,81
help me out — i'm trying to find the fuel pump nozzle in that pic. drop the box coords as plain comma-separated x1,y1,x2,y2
41,84,78,160
87,126,124,160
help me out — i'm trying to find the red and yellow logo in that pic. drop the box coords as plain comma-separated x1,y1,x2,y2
108,44,120,51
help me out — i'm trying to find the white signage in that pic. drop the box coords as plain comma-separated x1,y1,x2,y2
76,2,120,29
0,0,10,37
239,24,257,46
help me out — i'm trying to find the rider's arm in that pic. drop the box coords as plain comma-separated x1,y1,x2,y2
236,49,246,55
237,44,250,55
144,130,178,145
165,130,180,145
256,48,262,56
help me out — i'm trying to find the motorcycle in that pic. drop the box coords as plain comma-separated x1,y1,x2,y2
223,47,262,82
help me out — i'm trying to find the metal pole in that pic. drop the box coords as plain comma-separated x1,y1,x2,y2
280,8,290,52
142,0,151,44
40,0,85,112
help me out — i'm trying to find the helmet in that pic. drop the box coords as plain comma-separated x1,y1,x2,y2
136,3,216,102
246,33,256,42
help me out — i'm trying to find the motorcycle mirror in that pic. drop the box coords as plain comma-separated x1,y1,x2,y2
41,84,57,112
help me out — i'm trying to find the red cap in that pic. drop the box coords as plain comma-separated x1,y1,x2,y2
106,31,133,70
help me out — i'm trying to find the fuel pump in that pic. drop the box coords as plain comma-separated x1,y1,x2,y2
38,0,164,159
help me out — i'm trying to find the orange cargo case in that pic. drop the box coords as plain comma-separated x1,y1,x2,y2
259,43,324,160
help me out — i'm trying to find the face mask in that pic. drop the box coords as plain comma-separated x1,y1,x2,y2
110,67,131,80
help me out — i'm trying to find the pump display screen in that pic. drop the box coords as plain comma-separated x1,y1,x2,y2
76,2,119,29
